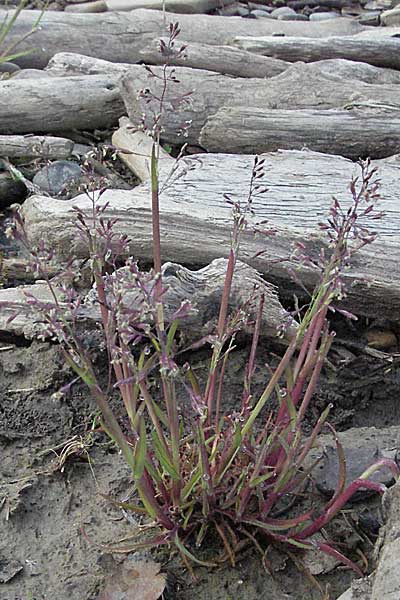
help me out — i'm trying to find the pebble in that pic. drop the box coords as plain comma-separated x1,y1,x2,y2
0,172,27,209
309,11,340,20
33,160,83,195
314,445,398,501
0,62,20,75
252,9,274,17
270,6,297,18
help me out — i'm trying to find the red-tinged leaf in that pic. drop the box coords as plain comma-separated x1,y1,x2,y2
97,558,166,600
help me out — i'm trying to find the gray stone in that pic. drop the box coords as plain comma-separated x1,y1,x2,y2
33,160,83,195
252,9,274,18
0,171,27,209
309,11,340,20
306,426,400,502
270,6,296,18
0,62,20,75
314,444,398,501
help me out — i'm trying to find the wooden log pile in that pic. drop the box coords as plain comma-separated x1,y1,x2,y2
1,5,400,337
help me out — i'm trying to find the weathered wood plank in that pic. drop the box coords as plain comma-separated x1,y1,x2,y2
199,106,400,158
19,150,400,321
232,32,400,70
121,63,400,147
0,75,124,134
6,9,367,69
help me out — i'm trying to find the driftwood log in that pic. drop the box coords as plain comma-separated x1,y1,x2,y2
0,75,124,134
44,45,290,79
65,0,236,13
0,135,74,159
7,9,367,69
200,106,400,159
232,32,400,70
0,259,297,341
111,117,174,182
121,63,400,147
45,51,400,85
19,150,400,321
82,258,298,341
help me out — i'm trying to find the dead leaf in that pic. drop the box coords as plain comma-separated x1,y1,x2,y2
97,558,166,600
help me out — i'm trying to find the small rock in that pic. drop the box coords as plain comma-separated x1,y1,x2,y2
33,160,83,195
72,143,93,158
252,9,274,17
365,327,397,350
0,172,27,209
309,11,340,20
0,62,20,75
278,13,309,19
381,6,400,24
314,445,397,501
0,556,23,584
271,6,296,18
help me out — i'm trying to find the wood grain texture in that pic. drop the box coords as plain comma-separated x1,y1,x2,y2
121,62,400,146
0,135,74,158
7,9,367,69
232,32,400,70
0,259,297,340
20,150,400,321
200,106,400,158
45,51,400,84
0,75,124,134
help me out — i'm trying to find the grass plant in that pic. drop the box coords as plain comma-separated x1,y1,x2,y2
0,0,42,67
6,21,399,581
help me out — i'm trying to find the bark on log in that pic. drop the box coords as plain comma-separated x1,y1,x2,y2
0,75,124,134
232,32,400,70
45,44,290,79
121,63,400,146
199,106,400,159
0,135,74,159
19,150,400,322
45,51,400,85
7,9,367,69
